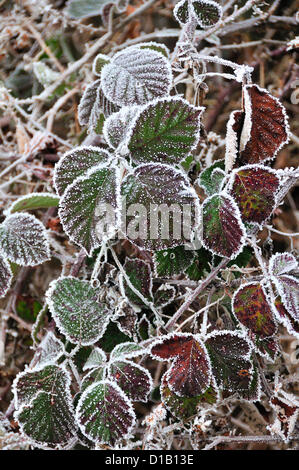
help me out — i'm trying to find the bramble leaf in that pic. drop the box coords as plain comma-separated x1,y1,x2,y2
33,332,65,369
0,213,50,266
154,284,176,308
93,53,110,77
75,380,135,444
46,276,111,345
78,81,118,129
269,253,299,322
160,373,218,420
154,246,195,277
151,333,212,397
83,347,107,371
127,97,203,165
192,0,222,28
198,159,225,196
236,85,289,166
228,165,280,224
59,164,119,255
270,396,299,442
101,46,172,107
109,360,152,402
173,0,189,24
114,302,138,338
103,106,139,150
200,193,246,259
121,163,200,251
272,296,299,339
0,251,12,298
233,282,277,339
81,367,106,392
110,342,146,361
54,146,112,197
205,331,253,392
121,258,153,307
7,193,59,214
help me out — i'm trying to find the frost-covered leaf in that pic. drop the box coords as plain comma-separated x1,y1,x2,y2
109,360,152,402
256,336,279,362
127,97,203,165
13,364,69,409
101,47,172,107
81,367,106,392
75,380,135,444
33,62,59,86
236,84,289,166
272,296,299,339
192,0,222,28
269,252,298,277
270,253,299,322
185,247,211,281
173,0,189,25
0,250,12,298
228,165,280,224
154,246,195,277
139,41,170,58
66,0,112,19
205,331,253,392
93,53,110,77
114,302,138,339
103,106,139,150
233,282,277,339
198,159,225,197
46,276,111,345
137,314,152,340
121,258,153,307
225,110,243,172
33,332,65,369
0,213,50,266
160,373,218,420
83,347,107,371
270,396,299,442
59,164,119,255
151,333,212,397
200,193,246,259
121,163,200,251
53,146,112,197
110,342,146,361
7,193,59,214
154,284,176,308
272,274,299,323
78,81,118,129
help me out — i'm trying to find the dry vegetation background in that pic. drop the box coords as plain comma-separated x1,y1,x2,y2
0,0,298,450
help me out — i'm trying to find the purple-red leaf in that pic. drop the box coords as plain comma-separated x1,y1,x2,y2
228,164,280,224
151,333,212,397
109,360,152,402
201,193,246,259
233,282,277,339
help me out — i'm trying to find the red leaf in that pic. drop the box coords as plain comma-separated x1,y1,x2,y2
228,164,280,224
151,333,212,397
233,282,277,339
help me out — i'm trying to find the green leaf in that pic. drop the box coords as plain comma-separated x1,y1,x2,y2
154,284,176,308
81,367,106,392
154,246,195,277
205,331,253,392
198,159,225,196
54,146,112,197
110,342,146,361
192,0,222,28
0,213,50,266
14,365,76,449
101,47,172,107
46,276,111,345
121,257,153,307
76,380,135,444
93,54,110,77
201,193,246,259
8,193,59,214
127,97,203,165
185,247,211,281
59,164,119,255
83,347,106,371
